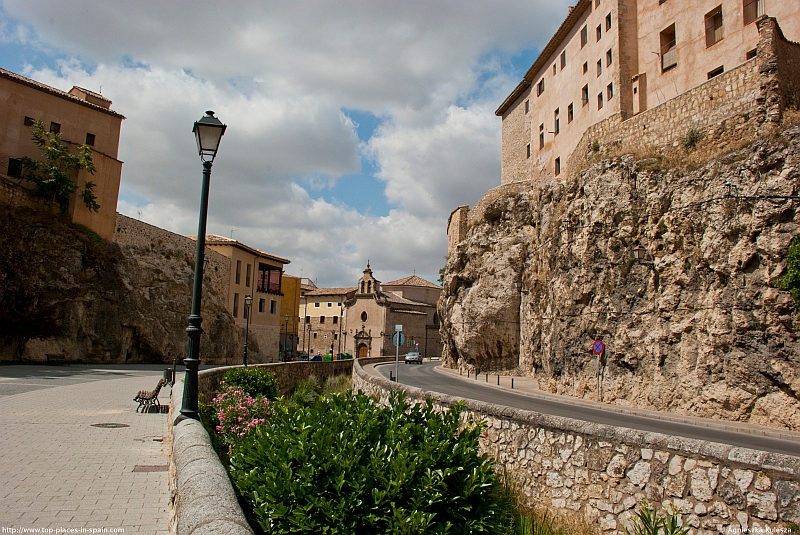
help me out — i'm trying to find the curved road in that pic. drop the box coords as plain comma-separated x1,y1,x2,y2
377,362,800,457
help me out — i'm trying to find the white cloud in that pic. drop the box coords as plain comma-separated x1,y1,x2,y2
4,0,573,287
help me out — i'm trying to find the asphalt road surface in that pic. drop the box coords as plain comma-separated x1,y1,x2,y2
379,362,800,457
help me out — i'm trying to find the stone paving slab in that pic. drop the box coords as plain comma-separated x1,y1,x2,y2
0,366,172,533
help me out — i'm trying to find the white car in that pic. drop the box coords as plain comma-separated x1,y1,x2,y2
404,352,423,364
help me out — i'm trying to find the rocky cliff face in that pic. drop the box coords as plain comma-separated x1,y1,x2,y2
0,204,241,364
440,127,800,431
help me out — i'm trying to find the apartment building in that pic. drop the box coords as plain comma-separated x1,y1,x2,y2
202,235,290,362
301,287,356,357
0,68,125,240
497,0,800,184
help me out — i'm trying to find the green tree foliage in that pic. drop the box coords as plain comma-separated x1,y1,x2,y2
622,502,689,535
19,120,99,213
776,234,800,308
221,367,279,400
229,392,511,534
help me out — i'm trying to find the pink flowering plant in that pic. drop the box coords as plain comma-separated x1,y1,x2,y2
211,385,272,447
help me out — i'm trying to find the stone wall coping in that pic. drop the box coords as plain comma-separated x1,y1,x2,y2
354,360,800,476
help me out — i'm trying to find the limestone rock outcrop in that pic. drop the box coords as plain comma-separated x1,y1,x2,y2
0,203,241,364
440,127,800,430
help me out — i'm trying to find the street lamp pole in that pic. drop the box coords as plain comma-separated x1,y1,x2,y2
243,295,252,367
175,111,227,425
284,313,289,360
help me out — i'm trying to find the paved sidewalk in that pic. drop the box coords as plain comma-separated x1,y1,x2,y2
0,365,172,533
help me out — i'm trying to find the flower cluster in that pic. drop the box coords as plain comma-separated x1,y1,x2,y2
212,385,271,445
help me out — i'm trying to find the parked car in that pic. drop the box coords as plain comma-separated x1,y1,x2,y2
404,352,423,364
296,351,309,361
429,355,440,361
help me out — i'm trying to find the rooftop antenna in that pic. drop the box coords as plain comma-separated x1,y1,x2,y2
230,228,238,239
99,85,102,94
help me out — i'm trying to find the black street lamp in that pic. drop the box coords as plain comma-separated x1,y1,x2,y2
283,313,289,360
175,111,226,425
243,295,252,367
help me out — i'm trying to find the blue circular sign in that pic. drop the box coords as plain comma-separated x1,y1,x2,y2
593,340,605,354
392,332,406,347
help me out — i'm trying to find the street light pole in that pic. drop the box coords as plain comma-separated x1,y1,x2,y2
175,111,226,425
284,313,289,360
243,295,252,367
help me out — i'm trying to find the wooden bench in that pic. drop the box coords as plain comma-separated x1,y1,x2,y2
134,378,168,413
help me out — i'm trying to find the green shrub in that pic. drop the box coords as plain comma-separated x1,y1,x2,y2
775,234,800,309
321,374,351,396
229,392,511,534
289,375,320,407
222,367,278,400
682,128,702,150
623,501,688,535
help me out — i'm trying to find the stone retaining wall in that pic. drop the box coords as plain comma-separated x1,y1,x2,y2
352,361,800,534
114,212,230,301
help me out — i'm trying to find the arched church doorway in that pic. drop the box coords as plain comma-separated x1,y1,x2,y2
357,344,369,358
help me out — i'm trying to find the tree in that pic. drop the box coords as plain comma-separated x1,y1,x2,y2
19,120,99,213
775,234,800,308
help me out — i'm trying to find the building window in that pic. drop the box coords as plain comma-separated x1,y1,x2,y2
743,0,763,26
314,302,320,307
606,49,613,66
596,25,602,41
524,99,530,113
337,302,342,307
539,124,545,149
746,48,758,60
567,103,574,123
85,133,96,146
246,264,251,287
7,158,22,178
606,13,612,31
607,83,614,100
560,51,566,70
235,260,241,284
708,66,725,79
660,24,677,72
305,315,311,323
537,78,545,96
582,85,589,106
320,316,326,324
23,116,35,127
581,26,588,48
552,64,557,76
256,263,282,294
555,157,561,176
233,293,239,318
49,122,61,134
582,62,588,74
705,6,724,48
598,92,604,109
270,300,276,314
554,109,560,135
595,0,600,6
327,302,332,307
259,299,266,313
313,333,317,339
526,144,531,158
333,316,338,324
361,311,368,321
597,60,602,77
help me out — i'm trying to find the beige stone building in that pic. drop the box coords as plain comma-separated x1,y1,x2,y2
0,67,124,240
301,286,355,357
279,275,302,359
201,235,290,362
343,263,442,359
497,0,800,184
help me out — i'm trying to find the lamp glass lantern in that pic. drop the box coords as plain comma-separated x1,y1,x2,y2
193,111,227,162
632,245,645,261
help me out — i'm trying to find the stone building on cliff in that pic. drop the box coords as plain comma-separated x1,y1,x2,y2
0,67,125,240
496,1,799,186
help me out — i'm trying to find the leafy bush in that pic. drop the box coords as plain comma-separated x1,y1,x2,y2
623,501,688,535
221,367,278,400
211,385,272,447
289,375,320,407
682,128,702,150
775,234,800,309
229,392,511,534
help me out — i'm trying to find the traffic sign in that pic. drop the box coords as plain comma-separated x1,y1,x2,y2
392,332,406,347
593,340,605,354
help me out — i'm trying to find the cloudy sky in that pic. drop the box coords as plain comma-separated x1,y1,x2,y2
1,0,568,287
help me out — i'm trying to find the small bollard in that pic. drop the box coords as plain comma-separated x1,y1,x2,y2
389,370,394,382
511,378,514,389
466,369,469,378
485,373,488,382
497,375,500,385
